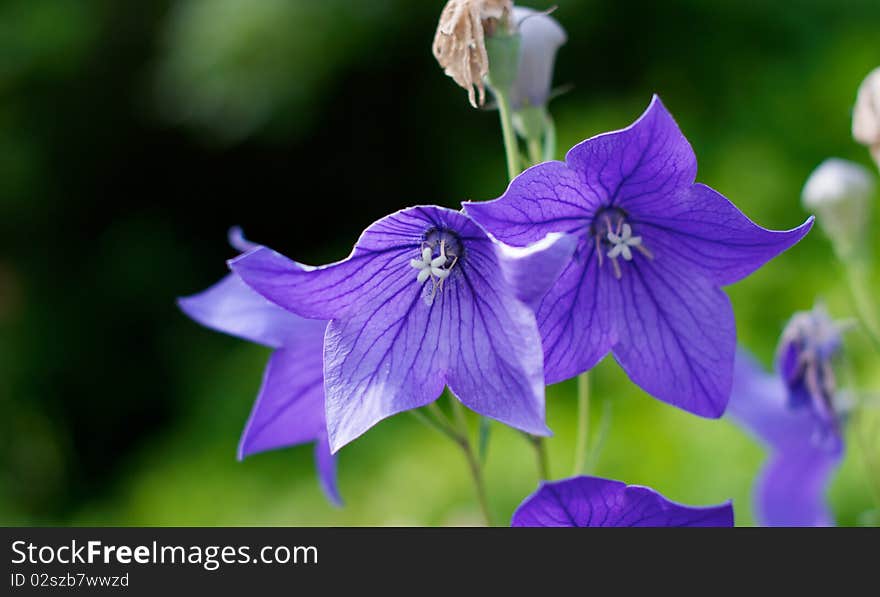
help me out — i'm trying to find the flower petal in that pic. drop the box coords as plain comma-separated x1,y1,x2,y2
178,274,317,349
446,242,550,438
610,257,735,418
237,345,327,459
494,232,577,308
464,161,596,246
566,95,697,210
631,184,814,286
756,449,840,527
229,209,429,320
314,434,342,507
727,351,843,526
511,476,734,527
533,239,616,384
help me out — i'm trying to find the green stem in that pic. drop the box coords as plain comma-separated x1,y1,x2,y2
449,395,493,526
495,90,520,181
845,264,880,352
573,372,591,475
855,411,880,510
527,137,542,167
531,436,550,480
408,409,459,443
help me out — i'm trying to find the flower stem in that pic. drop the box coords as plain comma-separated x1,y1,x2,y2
573,371,590,475
529,435,550,480
845,263,880,353
449,395,493,526
495,90,521,181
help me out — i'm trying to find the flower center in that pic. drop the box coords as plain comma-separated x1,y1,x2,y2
589,207,652,279
410,228,462,298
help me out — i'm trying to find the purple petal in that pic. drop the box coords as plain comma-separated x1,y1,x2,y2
533,239,617,384
566,95,697,211
727,352,843,526
495,232,577,308
314,434,342,507
238,345,327,459
609,257,735,418
511,476,734,527
509,7,567,110
235,206,551,452
178,274,324,350
632,184,814,286
464,161,596,246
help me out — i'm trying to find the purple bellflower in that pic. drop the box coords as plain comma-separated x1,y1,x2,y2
178,229,341,506
230,206,576,452
727,304,848,526
511,476,734,527
465,96,814,417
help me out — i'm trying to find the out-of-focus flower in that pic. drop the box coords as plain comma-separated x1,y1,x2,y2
231,206,575,452
511,476,734,527
432,0,514,108
508,7,566,111
801,158,874,260
178,228,341,506
853,67,880,166
465,96,814,418
727,304,850,526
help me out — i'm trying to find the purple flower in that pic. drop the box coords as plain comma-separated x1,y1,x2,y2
511,476,734,527
727,306,848,527
465,96,813,417
178,229,341,506
230,206,575,452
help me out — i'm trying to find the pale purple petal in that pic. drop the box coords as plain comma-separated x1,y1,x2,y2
631,184,814,286
610,257,735,417
234,206,551,452
495,232,577,308
314,434,342,507
511,476,734,527
509,7,567,110
464,161,596,246
727,352,843,526
238,345,327,459
178,274,316,349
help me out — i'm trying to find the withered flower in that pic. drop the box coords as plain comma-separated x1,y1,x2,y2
432,0,514,108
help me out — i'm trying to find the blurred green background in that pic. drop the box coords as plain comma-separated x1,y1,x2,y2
2,0,879,526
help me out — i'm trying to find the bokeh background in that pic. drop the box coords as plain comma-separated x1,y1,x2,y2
2,0,880,526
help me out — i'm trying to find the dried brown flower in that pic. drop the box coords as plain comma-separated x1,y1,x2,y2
432,0,513,108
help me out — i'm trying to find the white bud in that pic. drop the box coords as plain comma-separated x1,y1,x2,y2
853,67,880,166
802,158,875,259
509,7,567,111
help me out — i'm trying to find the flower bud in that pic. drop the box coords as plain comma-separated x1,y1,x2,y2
508,7,567,112
432,0,514,108
801,158,874,259
853,67,880,167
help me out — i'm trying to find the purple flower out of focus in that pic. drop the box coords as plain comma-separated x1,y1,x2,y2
727,304,849,526
178,228,341,506
230,206,576,452
465,96,814,417
511,476,734,527
509,6,567,110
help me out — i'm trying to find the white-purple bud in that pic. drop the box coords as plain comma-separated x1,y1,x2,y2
509,7,567,111
801,158,874,259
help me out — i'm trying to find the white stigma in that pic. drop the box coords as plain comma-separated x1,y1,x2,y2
410,239,454,291
606,223,642,261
